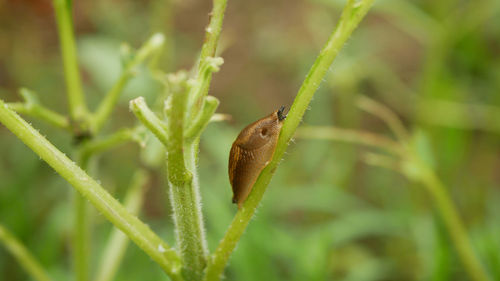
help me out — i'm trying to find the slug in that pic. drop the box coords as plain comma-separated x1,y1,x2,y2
228,106,287,209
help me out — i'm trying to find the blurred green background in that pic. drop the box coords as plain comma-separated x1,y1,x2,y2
1,0,500,280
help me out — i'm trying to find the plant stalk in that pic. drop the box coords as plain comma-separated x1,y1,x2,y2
418,168,492,281
204,0,375,279
53,0,87,121
0,100,182,280
0,224,52,281
165,78,208,280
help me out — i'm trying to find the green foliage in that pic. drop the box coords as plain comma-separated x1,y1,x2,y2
1,0,500,281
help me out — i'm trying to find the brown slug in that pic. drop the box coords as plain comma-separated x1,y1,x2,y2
229,106,287,209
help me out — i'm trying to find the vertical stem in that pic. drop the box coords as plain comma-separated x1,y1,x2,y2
199,0,228,62
188,0,228,121
74,155,90,281
53,0,87,121
53,1,91,279
421,170,492,281
168,143,208,281
166,80,207,280
94,170,148,281
74,192,89,281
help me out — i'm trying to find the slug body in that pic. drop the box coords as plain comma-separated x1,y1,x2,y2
229,106,286,209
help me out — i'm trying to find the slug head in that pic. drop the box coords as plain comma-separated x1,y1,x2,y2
233,107,287,150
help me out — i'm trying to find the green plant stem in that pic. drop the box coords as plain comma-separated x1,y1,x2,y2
53,0,87,121
78,128,143,165
74,191,89,281
8,88,70,131
187,0,228,121
0,224,52,281
95,170,148,281
185,96,219,141
8,102,70,131
0,100,182,281
187,58,223,122
92,34,165,133
416,167,492,281
165,79,207,280
129,97,169,147
199,0,228,63
296,126,403,155
356,95,410,142
203,0,374,280
53,2,90,278
417,99,500,134
73,146,94,281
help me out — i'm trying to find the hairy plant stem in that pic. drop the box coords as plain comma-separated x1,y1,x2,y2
165,77,207,280
203,0,375,280
0,100,182,281
0,224,52,281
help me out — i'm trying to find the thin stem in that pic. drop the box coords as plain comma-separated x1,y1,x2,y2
185,96,220,141
8,102,70,131
356,94,491,281
199,0,228,63
92,34,165,133
53,2,90,278
129,97,169,147
187,0,228,122
73,147,94,281
53,0,87,121
356,95,410,142
78,128,144,165
165,76,207,280
363,152,402,173
296,126,404,155
0,99,182,281
94,170,148,281
8,88,70,131
204,1,375,280
417,99,500,134
415,166,492,281
74,191,89,281
0,224,52,281
187,57,223,123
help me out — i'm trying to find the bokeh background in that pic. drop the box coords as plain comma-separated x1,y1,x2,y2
1,0,500,280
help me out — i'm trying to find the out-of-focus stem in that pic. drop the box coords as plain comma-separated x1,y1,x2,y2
94,170,148,281
296,126,404,155
92,34,165,133
53,0,87,121
0,224,52,281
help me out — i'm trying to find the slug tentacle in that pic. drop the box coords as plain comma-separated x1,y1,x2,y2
228,106,286,209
